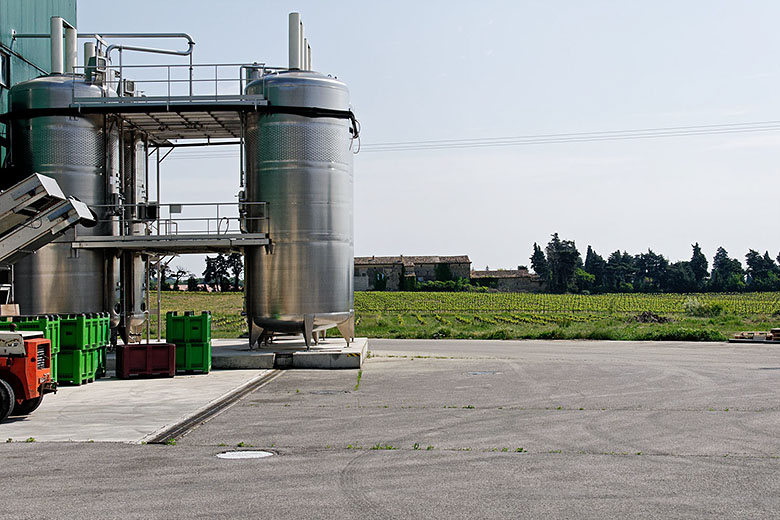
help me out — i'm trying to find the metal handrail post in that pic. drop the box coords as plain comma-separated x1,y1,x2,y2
118,48,123,96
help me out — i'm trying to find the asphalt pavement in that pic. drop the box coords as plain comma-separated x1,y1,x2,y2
2,338,780,519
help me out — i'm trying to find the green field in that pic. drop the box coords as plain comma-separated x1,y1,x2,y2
154,291,780,342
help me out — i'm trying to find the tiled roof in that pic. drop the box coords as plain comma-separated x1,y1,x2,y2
355,255,471,266
470,269,540,280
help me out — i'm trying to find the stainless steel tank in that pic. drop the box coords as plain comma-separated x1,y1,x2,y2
5,75,119,317
244,71,354,346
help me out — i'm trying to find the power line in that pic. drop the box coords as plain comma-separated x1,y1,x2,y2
360,120,780,152
363,120,780,147
162,119,780,158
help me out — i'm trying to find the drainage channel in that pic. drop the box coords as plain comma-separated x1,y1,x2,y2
147,370,283,445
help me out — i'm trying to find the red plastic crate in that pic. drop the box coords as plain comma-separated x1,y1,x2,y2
116,342,175,379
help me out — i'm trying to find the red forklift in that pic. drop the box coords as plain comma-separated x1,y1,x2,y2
0,174,97,423
0,331,56,423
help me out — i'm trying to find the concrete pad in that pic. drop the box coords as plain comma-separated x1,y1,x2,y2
0,369,270,443
212,337,368,369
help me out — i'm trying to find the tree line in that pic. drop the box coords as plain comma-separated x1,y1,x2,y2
530,233,779,294
152,252,243,292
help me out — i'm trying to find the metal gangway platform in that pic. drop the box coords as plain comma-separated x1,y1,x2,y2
70,201,269,255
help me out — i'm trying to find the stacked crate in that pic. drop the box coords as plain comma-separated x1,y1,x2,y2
0,315,61,381
166,311,211,374
116,342,176,379
57,313,110,385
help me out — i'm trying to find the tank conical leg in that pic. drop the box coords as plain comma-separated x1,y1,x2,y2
336,313,355,347
303,314,314,350
249,319,264,350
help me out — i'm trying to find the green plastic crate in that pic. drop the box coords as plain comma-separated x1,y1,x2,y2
51,352,58,383
0,316,61,382
166,311,211,344
57,347,99,385
0,315,61,354
174,341,211,373
97,313,110,347
96,345,107,379
87,313,110,348
60,314,96,350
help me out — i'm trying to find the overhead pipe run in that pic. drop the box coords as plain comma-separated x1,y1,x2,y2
100,34,195,96
102,33,195,62
15,26,194,75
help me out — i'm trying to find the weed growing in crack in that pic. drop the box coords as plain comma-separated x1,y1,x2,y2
370,443,396,450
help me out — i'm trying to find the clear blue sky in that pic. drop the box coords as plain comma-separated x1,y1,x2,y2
78,1,780,274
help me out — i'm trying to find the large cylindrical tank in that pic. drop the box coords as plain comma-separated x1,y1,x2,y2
4,75,119,317
243,71,353,341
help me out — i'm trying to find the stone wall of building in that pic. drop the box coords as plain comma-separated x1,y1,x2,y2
354,264,404,291
470,268,545,293
495,276,544,292
354,256,472,291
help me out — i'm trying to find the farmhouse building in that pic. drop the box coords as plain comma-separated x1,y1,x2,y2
354,255,471,291
470,267,545,292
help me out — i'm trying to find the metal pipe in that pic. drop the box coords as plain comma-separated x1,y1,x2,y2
144,140,150,343
239,114,245,189
16,32,191,46
307,43,312,71
17,25,159,75
145,257,150,344
303,38,309,71
288,12,301,69
65,26,77,73
156,147,161,341
300,23,305,71
119,49,123,96
84,41,96,68
50,17,63,74
104,33,195,63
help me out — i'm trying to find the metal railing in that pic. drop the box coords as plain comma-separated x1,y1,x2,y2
69,62,287,104
87,201,268,237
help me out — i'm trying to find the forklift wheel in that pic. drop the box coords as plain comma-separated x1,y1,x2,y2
11,392,44,416
0,379,15,423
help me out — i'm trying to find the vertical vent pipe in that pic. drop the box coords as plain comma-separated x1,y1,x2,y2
50,16,78,74
64,25,77,73
84,41,96,67
288,12,301,70
299,24,305,70
50,16,64,74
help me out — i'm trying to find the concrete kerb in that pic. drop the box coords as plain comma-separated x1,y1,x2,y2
141,369,283,445
0,369,273,443
211,337,369,370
